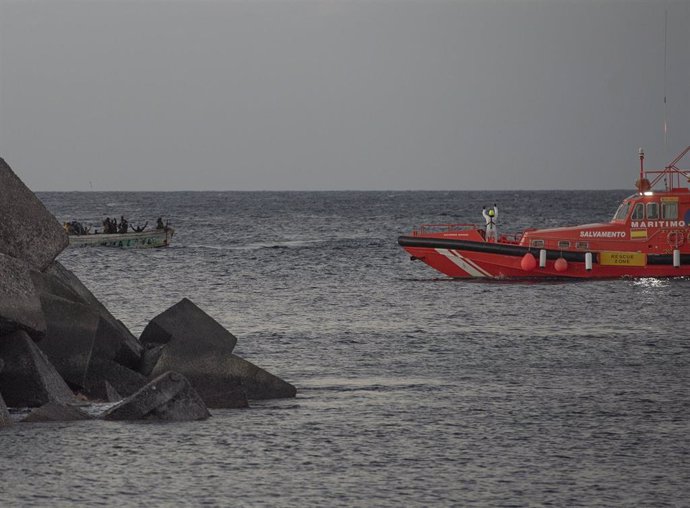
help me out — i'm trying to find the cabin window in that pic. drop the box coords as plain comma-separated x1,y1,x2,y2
631,203,644,220
531,239,544,248
646,202,659,220
662,201,678,220
576,241,589,250
613,202,630,221
557,240,570,249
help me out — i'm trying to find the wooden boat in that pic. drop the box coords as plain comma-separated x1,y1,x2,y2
68,227,174,248
398,146,690,279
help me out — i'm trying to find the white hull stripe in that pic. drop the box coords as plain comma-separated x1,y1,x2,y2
437,249,492,278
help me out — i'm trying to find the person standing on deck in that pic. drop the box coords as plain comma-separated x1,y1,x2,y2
482,204,498,242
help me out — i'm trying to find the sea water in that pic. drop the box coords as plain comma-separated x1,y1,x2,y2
2,190,689,506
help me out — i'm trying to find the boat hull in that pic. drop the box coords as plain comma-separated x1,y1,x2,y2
399,235,690,279
69,228,174,248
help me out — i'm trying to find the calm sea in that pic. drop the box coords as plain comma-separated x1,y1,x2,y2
2,190,689,507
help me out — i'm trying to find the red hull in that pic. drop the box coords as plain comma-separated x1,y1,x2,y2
399,238,690,279
399,147,690,280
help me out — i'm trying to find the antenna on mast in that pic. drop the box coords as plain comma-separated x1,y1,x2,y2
663,8,669,161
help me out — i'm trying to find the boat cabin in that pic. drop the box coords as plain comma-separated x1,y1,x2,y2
519,147,690,255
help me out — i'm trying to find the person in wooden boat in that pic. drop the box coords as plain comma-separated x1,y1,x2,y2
118,216,128,234
103,217,116,234
130,221,148,233
64,220,89,235
482,204,498,242
156,217,165,230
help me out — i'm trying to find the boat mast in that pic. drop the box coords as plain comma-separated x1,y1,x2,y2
639,147,645,184
663,9,669,161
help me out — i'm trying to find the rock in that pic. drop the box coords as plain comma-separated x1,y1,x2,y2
140,298,237,351
0,252,46,339
0,330,75,407
139,343,165,377
33,262,142,368
139,298,246,407
30,264,84,304
35,294,100,387
141,298,295,407
0,157,68,270
102,371,210,421
36,294,145,392
104,381,122,402
112,321,143,369
148,346,297,407
22,401,93,422
148,348,249,408
0,391,11,426
83,360,148,400
221,355,296,400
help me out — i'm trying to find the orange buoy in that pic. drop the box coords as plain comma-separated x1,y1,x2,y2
554,257,568,272
521,252,537,271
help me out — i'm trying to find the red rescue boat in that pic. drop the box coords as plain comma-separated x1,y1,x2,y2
398,146,690,279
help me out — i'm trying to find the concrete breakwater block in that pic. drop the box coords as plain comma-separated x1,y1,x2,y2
149,346,249,408
103,371,210,421
139,343,165,377
0,252,47,339
36,294,100,387
140,298,238,352
141,298,296,407
0,330,75,407
36,295,147,395
220,354,296,400
33,262,143,368
83,360,148,400
0,158,68,271
22,401,93,423
104,381,123,402
0,392,11,426
149,348,295,406
139,298,248,408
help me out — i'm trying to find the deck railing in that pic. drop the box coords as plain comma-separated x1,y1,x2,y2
412,223,477,236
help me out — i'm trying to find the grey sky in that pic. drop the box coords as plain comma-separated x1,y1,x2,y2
1,0,689,191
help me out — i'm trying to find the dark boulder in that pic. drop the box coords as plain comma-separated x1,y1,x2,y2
139,343,165,377
30,264,84,303
22,401,93,422
104,381,122,402
36,294,145,393
0,330,75,407
35,294,100,387
0,157,68,271
150,351,295,405
33,262,142,368
0,253,46,339
0,391,11,426
141,298,294,407
103,371,210,421
140,298,237,351
148,349,249,408
221,355,296,400
83,360,148,400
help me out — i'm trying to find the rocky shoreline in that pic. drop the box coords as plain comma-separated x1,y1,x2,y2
0,157,296,424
